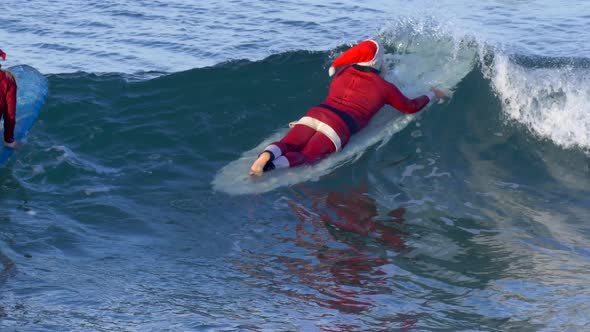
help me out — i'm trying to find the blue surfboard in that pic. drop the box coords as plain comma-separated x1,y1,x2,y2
0,65,48,166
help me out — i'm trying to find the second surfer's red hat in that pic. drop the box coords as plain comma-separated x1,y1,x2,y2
328,39,382,76
0,49,6,61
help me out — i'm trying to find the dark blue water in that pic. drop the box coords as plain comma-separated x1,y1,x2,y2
1,1,590,331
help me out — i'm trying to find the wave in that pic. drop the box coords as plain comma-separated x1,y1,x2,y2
4,17,589,330
485,53,590,150
376,18,590,152
39,19,590,179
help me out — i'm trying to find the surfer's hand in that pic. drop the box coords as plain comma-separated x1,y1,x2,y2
431,87,448,99
3,140,17,149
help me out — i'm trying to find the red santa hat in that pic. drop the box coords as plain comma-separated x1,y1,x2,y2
328,39,383,76
0,49,6,61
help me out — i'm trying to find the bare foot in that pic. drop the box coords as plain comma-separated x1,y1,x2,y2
249,152,271,176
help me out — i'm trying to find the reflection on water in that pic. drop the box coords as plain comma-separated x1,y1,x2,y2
286,182,407,311
234,179,422,330
231,169,564,330
286,183,418,330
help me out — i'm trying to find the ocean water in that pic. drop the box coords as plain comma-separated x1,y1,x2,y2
1,1,590,331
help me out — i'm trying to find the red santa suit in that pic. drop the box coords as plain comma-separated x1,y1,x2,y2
0,49,17,145
261,40,433,171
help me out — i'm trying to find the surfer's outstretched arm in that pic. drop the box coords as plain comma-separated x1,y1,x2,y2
430,87,448,100
383,81,431,114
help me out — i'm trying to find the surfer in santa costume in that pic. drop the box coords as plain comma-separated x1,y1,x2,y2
0,49,17,148
249,39,447,176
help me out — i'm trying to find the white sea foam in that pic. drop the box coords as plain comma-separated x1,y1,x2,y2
47,145,120,175
488,53,590,150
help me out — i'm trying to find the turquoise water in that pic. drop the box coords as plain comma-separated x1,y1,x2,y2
1,1,590,331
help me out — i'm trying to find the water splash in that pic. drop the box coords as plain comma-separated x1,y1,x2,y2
488,53,590,151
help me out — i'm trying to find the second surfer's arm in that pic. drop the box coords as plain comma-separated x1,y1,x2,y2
3,71,17,144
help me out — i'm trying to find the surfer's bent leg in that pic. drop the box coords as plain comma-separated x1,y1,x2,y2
250,124,316,176
268,124,318,158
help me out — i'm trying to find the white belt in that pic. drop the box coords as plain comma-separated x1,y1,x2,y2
289,116,342,151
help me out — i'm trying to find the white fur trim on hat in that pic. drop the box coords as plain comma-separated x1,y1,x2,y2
356,40,383,70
